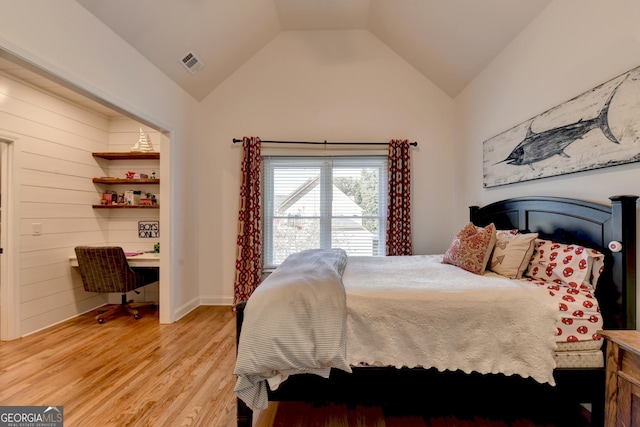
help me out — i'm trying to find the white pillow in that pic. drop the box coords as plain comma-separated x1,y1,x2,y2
488,231,538,279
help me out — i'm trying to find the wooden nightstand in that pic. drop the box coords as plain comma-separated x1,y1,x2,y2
600,330,640,427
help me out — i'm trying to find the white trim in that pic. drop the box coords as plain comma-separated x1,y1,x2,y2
159,132,173,324
173,296,234,321
199,296,234,306
0,136,19,340
173,296,201,322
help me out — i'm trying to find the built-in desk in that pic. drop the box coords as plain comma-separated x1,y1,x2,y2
69,252,160,268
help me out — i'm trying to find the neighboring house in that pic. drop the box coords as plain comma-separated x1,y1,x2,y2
274,176,376,259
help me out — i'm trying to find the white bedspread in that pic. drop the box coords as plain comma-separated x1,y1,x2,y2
344,254,560,385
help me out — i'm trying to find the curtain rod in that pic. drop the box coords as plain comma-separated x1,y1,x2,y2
232,138,418,147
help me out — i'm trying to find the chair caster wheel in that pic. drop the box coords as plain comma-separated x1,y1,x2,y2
98,319,105,324
134,315,140,320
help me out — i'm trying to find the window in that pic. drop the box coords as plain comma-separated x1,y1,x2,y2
263,156,388,267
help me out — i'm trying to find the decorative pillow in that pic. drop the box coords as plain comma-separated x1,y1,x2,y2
442,222,497,275
525,239,605,289
488,231,539,279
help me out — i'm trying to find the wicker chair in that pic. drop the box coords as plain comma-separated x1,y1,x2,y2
74,246,157,323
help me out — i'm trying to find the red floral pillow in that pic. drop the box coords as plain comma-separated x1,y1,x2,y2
442,222,497,275
525,239,605,289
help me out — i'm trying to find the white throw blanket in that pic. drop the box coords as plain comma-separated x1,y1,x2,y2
344,255,560,385
234,249,351,410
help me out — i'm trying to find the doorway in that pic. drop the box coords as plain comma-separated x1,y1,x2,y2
0,48,172,334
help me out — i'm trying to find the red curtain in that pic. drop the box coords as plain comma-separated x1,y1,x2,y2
386,139,412,256
233,137,262,305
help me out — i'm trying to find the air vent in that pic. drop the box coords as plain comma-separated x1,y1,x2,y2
180,51,204,74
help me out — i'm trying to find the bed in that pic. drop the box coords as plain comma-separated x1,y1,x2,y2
234,195,638,427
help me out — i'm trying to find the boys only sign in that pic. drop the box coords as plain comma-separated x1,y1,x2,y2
139,221,159,238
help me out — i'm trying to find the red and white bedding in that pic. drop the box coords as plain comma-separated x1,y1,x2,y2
525,276,604,368
526,277,602,343
522,237,606,367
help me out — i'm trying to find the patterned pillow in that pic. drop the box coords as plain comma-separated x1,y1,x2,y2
525,239,605,289
442,222,497,275
489,231,539,279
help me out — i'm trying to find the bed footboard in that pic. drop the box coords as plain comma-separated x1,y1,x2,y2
235,301,253,427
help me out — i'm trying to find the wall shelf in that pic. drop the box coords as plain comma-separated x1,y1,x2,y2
93,152,160,160
92,204,159,209
91,151,160,209
93,178,160,184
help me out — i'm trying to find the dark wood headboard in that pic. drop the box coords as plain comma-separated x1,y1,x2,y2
470,195,637,330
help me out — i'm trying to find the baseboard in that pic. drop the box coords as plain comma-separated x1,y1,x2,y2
199,295,234,306
172,296,233,322
173,296,201,321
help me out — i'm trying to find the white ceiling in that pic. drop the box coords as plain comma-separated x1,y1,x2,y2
74,0,553,101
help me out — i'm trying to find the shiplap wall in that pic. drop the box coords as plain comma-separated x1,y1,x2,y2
0,72,159,336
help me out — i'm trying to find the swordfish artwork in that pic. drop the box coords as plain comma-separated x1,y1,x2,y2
483,65,640,188
501,78,623,167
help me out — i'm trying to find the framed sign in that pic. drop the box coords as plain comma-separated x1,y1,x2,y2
138,221,159,238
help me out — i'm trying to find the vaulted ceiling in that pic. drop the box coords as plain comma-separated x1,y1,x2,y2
75,0,552,101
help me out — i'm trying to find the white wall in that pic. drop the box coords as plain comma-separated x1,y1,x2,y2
455,0,640,220
199,30,455,304
0,0,201,332
455,0,640,321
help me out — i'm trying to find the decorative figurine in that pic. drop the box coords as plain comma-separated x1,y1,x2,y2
131,128,154,152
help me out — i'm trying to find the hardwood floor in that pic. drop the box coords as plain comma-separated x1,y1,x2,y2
0,305,238,426
0,306,592,427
